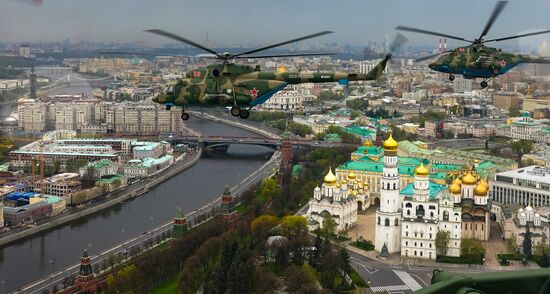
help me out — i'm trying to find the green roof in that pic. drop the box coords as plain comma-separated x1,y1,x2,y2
325,134,341,142
398,140,432,156
344,125,376,138
98,174,124,184
354,146,383,156
292,164,303,178
42,195,63,204
400,181,447,199
175,209,185,219
134,142,160,152
90,159,114,169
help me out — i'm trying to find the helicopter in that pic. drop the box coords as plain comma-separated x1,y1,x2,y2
396,0,550,88
119,29,395,121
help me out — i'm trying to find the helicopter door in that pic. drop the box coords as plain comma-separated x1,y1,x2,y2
188,85,202,100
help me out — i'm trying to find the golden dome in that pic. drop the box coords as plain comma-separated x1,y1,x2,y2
358,183,363,189
479,178,489,188
324,168,337,185
449,183,461,194
453,178,462,185
383,131,398,151
462,172,476,185
348,172,356,179
415,163,430,176
474,184,488,196
363,139,373,147
474,159,479,163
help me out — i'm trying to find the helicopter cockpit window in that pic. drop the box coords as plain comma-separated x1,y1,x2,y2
167,86,175,95
162,86,175,96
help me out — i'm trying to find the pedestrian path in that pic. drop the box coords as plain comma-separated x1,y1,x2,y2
393,269,423,291
369,284,410,293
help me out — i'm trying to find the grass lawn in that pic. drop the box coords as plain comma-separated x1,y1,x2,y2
490,136,510,144
150,276,178,294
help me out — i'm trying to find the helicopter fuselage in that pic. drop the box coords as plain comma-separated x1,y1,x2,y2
153,56,389,109
428,44,550,79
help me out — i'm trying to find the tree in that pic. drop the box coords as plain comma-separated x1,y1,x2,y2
541,250,550,268
322,213,337,236
509,106,521,117
280,215,308,239
81,166,96,189
523,227,533,257
461,238,486,257
339,248,352,273
507,234,518,253
285,265,316,293
435,230,451,257
251,215,279,244
511,140,533,156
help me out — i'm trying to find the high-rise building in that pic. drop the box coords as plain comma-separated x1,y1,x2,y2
18,102,47,132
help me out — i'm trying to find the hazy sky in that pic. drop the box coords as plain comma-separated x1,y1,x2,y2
2,0,550,49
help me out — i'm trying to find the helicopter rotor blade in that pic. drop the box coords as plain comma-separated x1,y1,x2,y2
232,31,333,58
478,1,508,42
484,29,550,43
395,25,472,43
145,29,223,59
233,52,336,59
415,52,451,62
389,32,408,54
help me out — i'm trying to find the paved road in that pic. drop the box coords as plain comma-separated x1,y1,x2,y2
16,151,280,294
347,250,494,293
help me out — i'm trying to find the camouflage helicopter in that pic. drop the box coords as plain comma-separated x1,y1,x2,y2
397,0,550,88
125,29,394,120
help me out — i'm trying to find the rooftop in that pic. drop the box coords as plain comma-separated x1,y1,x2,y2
495,166,550,185
400,181,448,199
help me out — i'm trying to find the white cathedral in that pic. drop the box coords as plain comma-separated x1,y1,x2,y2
306,168,360,232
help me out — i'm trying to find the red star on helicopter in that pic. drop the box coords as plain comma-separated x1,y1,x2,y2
500,60,507,67
250,88,259,97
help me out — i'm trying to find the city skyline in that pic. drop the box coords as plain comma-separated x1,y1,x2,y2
2,0,550,51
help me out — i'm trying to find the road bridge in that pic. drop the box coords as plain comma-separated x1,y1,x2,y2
172,135,352,149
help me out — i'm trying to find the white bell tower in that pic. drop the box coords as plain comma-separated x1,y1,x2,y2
375,131,402,254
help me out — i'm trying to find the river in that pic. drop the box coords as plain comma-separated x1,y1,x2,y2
0,118,274,292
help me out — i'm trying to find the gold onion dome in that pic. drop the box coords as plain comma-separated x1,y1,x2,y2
324,168,337,185
479,178,489,188
348,172,356,179
363,139,373,147
462,172,476,185
474,183,488,196
449,183,461,194
415,163,430,176
382,131,398,151
453,178,462,185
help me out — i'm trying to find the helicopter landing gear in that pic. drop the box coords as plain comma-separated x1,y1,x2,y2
230,106,250,119
166,105,171,110
239,109,250,119
480,80,488,88
230,106,241,117
449,74,455,81
180,108,189,121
